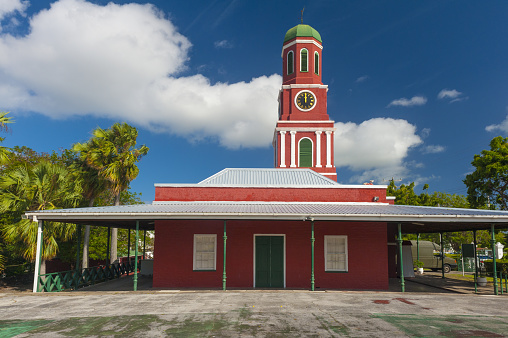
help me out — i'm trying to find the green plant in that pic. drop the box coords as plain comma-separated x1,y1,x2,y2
413,260,424,268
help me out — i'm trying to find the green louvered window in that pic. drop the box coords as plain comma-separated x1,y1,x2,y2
299,138,312,167
287,51,294,75
300,48,308,72
314,52,319,75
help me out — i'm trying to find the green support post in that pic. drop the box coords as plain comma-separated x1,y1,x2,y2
222,221,227,291
143,230,146,259
416,233,420,261
473,230,478,293
505,274,507,293
491,224,498,295
397,223,405,292
311,220,315,291
127,229,131,269
500,272,504,295
133,221,139,291
440,232,445,279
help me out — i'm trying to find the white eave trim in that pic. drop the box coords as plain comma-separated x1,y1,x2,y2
154,183,387,189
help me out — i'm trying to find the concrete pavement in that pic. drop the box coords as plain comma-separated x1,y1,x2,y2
1,288,507,337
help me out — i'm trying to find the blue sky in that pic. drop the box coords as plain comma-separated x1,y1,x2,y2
1,0,507,202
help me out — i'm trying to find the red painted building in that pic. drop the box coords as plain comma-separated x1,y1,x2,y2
152,24,393,290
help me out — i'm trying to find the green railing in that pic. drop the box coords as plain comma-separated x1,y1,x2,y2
37,260,138,292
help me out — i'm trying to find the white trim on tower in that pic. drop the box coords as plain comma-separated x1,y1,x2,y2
315,131,322,168
280,131,286,167
290,131,296,167
325,131,332,168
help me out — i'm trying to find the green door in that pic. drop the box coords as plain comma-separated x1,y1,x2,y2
255,236,284,288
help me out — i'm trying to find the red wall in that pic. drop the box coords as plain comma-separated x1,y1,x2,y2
153,220,388,290
155,186,388,203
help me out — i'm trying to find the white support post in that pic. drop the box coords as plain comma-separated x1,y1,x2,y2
280,131,286,167
33,218,43,293
290,131,296,167
315,131,322,167
325,131,332,168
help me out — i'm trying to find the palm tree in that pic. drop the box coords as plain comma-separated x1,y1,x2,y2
71,145,108,269
0,112,14,165
0,161,83,274
78,123,148,263
0,112,14,273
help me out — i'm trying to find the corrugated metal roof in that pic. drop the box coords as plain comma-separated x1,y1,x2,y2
197,168,339,186
28,201,508,217
25,202,508,232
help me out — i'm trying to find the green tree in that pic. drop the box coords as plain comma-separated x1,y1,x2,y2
0,112,14,272
0,112,14,165
70,144,108,269
464,136,508,210
75,123,148,263
0,161,83,274
385,181,500,251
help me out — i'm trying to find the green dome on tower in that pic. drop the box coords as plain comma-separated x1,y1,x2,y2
283,24,322,43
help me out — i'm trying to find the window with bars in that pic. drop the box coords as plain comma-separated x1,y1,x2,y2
193,234,216,271
287,51,294,75
324,236,348,272
300,48,308,72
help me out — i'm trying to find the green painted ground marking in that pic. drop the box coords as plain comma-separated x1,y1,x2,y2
373,314,508,337
0,319,53,337
312,313,349,335
26,315,167,337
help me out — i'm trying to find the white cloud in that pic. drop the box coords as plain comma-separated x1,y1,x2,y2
0,0,27,22
437,89,461,100
334,118,423,183
421,145,445,154
486,111,508,133
355,75,369,83
387,96,427,107
420,128,431,139
437,88,468,103
0,0,281,148
214,39,233,49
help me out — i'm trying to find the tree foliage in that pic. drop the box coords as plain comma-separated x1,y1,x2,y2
0,121,148,276
386,181,468,208
387,180,506,251
464,136,508,210
0,161,82,266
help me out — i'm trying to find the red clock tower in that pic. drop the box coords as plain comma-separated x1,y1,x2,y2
273,24,337,181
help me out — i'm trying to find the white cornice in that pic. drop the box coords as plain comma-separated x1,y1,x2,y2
275,127,336,132
281,39,323,57
282,84,328,89
277,120,335,124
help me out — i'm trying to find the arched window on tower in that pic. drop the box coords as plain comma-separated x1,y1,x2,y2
287,51,294,75
300,48,308,72
314,52,319,75
299,138,313,167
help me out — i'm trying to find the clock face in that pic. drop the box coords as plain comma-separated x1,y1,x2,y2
295,91,316,111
